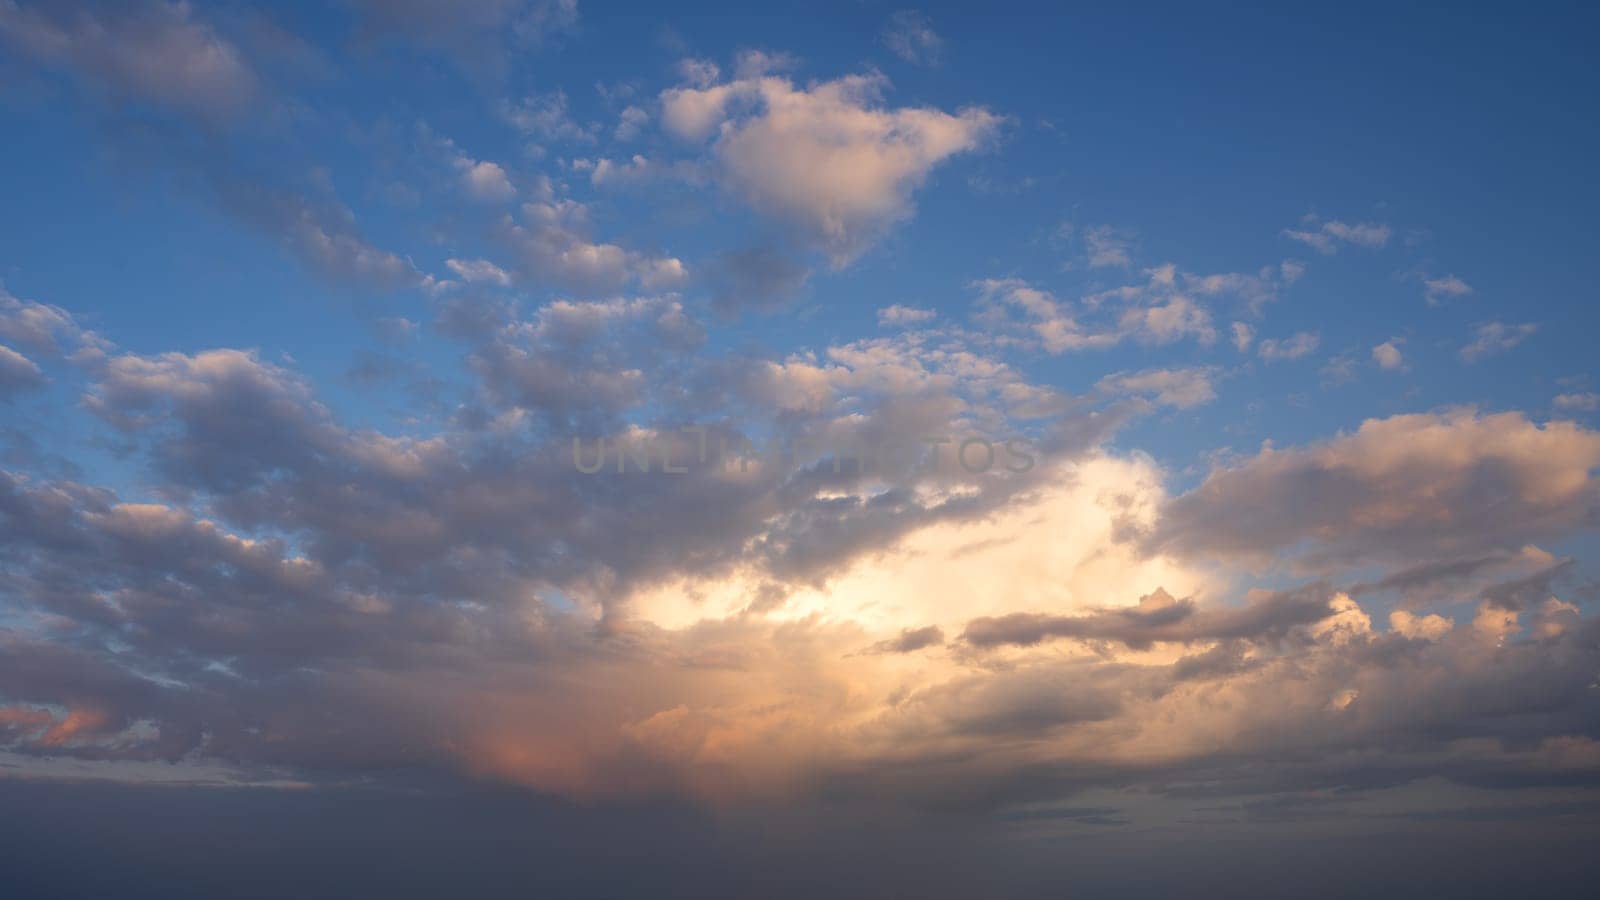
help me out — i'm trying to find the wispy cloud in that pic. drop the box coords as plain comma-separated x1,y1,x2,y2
1460,321,1537,362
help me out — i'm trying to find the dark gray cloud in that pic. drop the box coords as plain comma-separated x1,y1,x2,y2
865,625,945,655
705,246,810,315
0,343,44,395
961,585,1338,650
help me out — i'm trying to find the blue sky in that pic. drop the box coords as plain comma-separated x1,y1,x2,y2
3,3,1600,895
5,1,1597,488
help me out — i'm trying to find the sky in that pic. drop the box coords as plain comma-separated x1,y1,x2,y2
2,1,1600,895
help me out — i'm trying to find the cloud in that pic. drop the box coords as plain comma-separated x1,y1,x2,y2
1461,321,1537,362
585,154,707,188
1096,367,1218,409
0,343,45,395
446,257,513,286
200,173,429,291
877,305,936,327
975,273,1222,354
881,10,943,66
614,104,649,141
1081,225,1133,268
1424,274,1473,305
456,157,517,203
865,625,945,654
1230,322,1254,352
961,585,1339,650
0,0,258,123
1,285,107,362
1258,331,1319,361
1147,409,1600,566
1553,392,1600,412
661,71,999,264
1282,218,1391,254
1372,339,1404,370
704,246,810,314
7,6,1600,853
1389,609,1453,640
504,199,688,294
1345,545,1570,613
348,0,577,70
500,90,599,145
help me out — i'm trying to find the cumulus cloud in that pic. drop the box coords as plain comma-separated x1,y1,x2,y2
1460,321,1537,362
504,199,688,294
1,285,107,362
1147,409,1600,566
456,157,517,203
1372,339,1404,370
4,299,1600,818
661,71,999,264
614,104,649,141
7,6,1600,863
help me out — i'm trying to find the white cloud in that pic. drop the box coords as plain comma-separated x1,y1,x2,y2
661,71,999,264
1372,339,1404,371
1320,354,1358,386
506,199,688,294
1553,392,1600,412
1082,225,1133,268
457,158,516,203
1258,331,1320,361
977,272,1220,354
1424,274,1473,305
1231,322,1254,352
614,104,649,141
877,305,936,327
675,57,720,88
500,90,598,145
1460,321,1537,363
1389,609,1453,640
1097,367,1218,409
1283,218,1391,254
446,258,513,286
586,155,705,187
